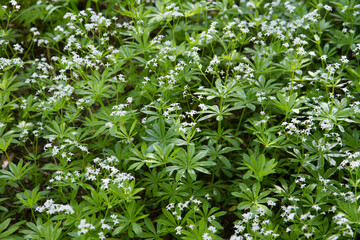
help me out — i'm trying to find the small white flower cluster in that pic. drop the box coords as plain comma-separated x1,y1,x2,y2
84,166,101,181
166,196,201,214
43,137,88,160
49,170,80,185
303,9,320,23
94,155,119,166
110,104,129,117
321,4,332,12
166,196,218,238
335,190,360,203
199,103,208,111
333,213,348,226
162,102,182,119
283,81,304,92
38,7,126,72
175,225,182,235
161,3,184,20
233,62,254,80
77,219,95,236
184,47,201,63
279,197,345,239
332,213,354,237
13,43,23,53
65,139,89,153
25,70,53,85
222,21,237,39
0,57,23,70
199,21,218,44
76,97,91,110
36,199,74,214
295,176,307,189
64,9,111,31
281,204,299,222
100,219,111,230
353,43,360,56
86,156,135,191
284,1,296,13
259,19,287,41
318,176,333,192
9,0,20,10
46,83,74,105
338,151,360,170
231,208,279,240
17,121,34,142
146,40,179,71
205,55,221,74
350,101,360,114
145,57,159,70
177,113,200,134
150,35,164,45
185,110,198,118
237,20,250,34
48,154,135,194
157,73,176,88
35,57,54,74
325,63,341,75
263,1,281,15
339,55,349,64
256,91,267,103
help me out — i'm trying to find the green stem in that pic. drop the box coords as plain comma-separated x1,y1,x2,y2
236,108,246,135
197,63,213,87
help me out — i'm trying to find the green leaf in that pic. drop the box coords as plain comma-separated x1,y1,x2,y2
0,137,11,152
237,202,252,210
113,225,127,236
132,223,142,235
0,219,10,233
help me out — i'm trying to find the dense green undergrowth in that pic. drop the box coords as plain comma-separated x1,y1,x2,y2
1,0,360,239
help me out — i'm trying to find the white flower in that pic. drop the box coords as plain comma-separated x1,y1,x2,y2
36,199,74,215
175,226,182,235
267,200,276,206
312,204,321,211
340,56,349,64
77,219,95,236
126,97,133,103
13,44,24,53
284,2,296,13
179,127,186,133
105,122,114,128
166,203,175,211
199,103,208,111
304,233,312,238
202,233,212,240
297,47,307,55
186,110,197,117
324,5,332,11
208,226,216,233
98,232,106,240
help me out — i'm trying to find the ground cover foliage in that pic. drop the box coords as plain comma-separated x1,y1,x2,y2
1,0,360,239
